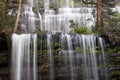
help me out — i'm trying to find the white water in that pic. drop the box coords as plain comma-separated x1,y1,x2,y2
11,34,37,80
47,34,55,80
60,34,75,80
11,33,109,80
33,34,38,80
18,0,96,33
43,7,95,33
58,34,108,80
11,0,108,80
98,38,108,80
112,6,120,13
20,5,37,32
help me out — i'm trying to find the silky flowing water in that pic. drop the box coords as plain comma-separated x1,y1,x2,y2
11,34,37,80
11,34,108,80
11,0,108,80
19,0,95,33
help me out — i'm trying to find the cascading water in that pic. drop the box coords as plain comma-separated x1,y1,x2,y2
19,0,96,33
11,33,108,80
11,34,37,80
11,0,109,80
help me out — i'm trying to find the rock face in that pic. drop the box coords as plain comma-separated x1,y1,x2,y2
0,33,10,80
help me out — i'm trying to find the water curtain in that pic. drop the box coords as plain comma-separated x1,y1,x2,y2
11,0,108,80
19,0,96,33
11,33,108,80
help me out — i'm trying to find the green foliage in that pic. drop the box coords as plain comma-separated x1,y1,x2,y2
74,26,91,34
69,20,92,34
5,15,16,29
0,1,14,34
110,71,120,76
75,47,81,53
33,7,38,13
113,12,120,19
107,62,114,68
0,1,5,31
107,45,120,54
34,27,48,34
102,12,120,46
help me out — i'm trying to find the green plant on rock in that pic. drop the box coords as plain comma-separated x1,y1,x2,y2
34,27,48,34
69,20,92,34
32,7,38,13
74,26,91,34
75,47,81,53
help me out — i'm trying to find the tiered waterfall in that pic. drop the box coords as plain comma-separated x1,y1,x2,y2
11,0,108,80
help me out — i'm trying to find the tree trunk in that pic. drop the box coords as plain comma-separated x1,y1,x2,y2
97,0,102,27
13,0,22,33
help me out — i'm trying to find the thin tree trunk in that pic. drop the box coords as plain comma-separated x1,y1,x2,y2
13,0,22,33
97,0,102,26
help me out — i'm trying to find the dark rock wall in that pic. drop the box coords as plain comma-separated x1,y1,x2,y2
0,33,10,80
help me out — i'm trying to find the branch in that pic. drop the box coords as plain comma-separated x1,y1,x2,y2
13,0,22,33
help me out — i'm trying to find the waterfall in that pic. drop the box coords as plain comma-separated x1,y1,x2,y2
11,33,108,80
98,38,109,80
11,34,37,80
11,0,108,80
47,34,55,80
58,34,108,80
18,0,96,33
60,34,75,80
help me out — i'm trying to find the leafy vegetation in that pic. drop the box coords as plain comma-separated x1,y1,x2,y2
102,12,120,46
0,0,5,32
74,26,91,34
33,7,39,13
69,20,92,34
